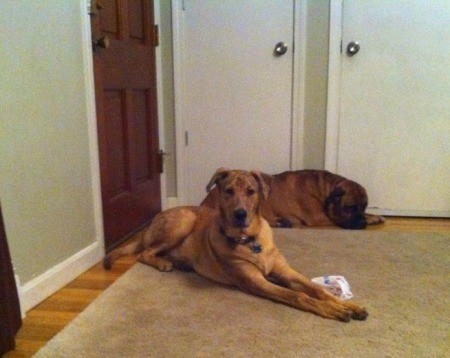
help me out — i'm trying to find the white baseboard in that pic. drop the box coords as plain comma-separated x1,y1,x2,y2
14,273,25,318
367,207,450,218
19,241,103,313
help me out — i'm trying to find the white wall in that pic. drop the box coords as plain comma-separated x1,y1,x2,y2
0,0,103,311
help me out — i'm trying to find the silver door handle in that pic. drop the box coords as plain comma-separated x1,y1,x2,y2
346,41,360,56
274,42,288,56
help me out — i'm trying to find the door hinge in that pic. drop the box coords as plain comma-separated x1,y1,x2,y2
158,150,165,174
89,0,103,16
151,25,160,47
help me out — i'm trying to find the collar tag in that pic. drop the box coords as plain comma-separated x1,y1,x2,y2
250,242,262,254
235,235,248,244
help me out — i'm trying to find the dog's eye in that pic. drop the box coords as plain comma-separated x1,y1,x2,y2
247,188,256,196
225,188,234,195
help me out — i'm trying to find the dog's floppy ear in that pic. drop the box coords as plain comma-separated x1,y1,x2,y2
251,171,272,200
206,167,230,192
325,186,345,207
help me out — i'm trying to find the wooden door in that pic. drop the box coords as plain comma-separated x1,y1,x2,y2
329,0,450,216
179,1,294,205
0,203,22,355
91,0,162,250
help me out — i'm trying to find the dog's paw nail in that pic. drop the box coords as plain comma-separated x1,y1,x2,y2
352,309,369,321
339,312,352,323
159,263,173,272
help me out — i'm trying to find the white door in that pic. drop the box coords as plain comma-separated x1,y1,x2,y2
329,0,450,216
176,0,294,205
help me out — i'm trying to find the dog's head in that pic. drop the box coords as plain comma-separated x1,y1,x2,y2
324,180,368,229
206,168,270,233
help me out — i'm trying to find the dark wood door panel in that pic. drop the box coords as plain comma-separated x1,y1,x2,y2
102,44,154,88
92,0,161,250
0,203,22,355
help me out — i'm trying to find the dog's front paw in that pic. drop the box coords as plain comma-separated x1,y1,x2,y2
344,301,369,321
366,214,385,225
157,261,173,272
277,218,293,228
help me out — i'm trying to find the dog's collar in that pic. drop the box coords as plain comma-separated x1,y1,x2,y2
220,227,262,253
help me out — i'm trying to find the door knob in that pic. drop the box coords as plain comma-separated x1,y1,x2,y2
346,41,360,56
92,36,110,51
93,36,110,50
274,42,288,56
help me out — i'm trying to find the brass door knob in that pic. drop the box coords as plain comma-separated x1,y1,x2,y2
92,36,110,51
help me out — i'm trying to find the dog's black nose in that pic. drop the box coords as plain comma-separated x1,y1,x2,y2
234,209,248,221
342,216,367,230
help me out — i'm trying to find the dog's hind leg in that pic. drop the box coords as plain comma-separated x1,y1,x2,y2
137,207,198,272
137,244,175,272
103,237,144,270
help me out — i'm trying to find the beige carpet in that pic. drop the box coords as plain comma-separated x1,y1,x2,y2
35,229,449,357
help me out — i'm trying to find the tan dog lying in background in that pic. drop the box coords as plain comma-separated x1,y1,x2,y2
202,170,384,230
104,168,368,322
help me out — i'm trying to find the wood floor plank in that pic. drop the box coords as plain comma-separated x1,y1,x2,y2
4,217,449,357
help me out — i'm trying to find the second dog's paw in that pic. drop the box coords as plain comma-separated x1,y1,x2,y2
277,218,293,228
366,215,385,225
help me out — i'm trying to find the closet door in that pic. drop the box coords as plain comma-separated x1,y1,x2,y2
330,0,450,216
178,1,295,204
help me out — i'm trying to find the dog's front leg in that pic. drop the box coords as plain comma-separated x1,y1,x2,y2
269,252,368,321
232,264,354,322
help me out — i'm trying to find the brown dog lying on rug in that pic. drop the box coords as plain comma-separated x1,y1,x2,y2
202,170,384,230
104,168,368,322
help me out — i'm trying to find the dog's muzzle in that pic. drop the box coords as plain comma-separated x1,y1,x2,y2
233,208,248,227
341,215,367,230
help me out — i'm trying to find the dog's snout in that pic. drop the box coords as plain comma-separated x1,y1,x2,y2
342,216,367,230
234,209,248,221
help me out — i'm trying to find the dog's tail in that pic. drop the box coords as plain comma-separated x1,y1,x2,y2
103,233,145,270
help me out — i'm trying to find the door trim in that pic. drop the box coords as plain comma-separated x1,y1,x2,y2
324,0,342,172
172,0,187,205
172,0,306,205
291,0,307,171
154,0,169,210
81,0,105,253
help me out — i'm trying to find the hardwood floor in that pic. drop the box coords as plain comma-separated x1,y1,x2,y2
4,217,450,357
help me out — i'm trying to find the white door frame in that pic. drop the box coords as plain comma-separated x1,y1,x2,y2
172,0,307,206
324,0,342,172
